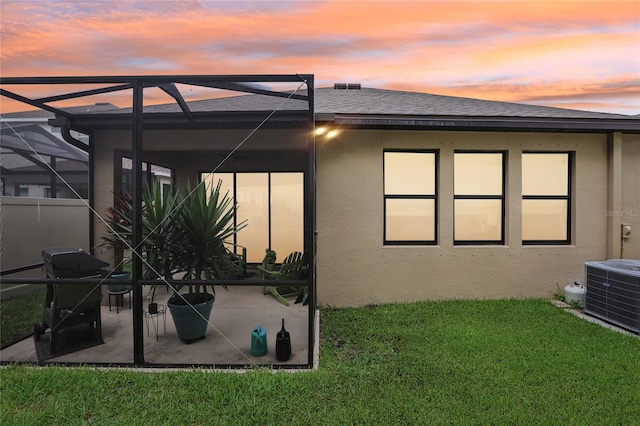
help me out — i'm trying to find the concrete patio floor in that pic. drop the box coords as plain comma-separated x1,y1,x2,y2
1,284,314,368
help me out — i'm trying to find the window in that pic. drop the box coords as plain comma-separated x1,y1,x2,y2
383,151,437,244
120,157,173,196
17,185,29,197
522,153,571,244
454,152,505,244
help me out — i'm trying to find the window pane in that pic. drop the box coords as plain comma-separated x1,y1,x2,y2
271,173,304,258
454,153,503,195
236,173,269,263
384,152,435,195
454,199,502,241
522,153,568,196
206,173,236,250
522,200,568,241
209,173,234,202
386,199,435,241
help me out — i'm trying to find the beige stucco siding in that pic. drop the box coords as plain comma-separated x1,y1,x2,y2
621,134,640,259
91,127,636,308
316,130,611,307
92,130,122,266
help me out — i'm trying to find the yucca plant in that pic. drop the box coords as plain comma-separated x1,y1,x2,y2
105,179,245,342
170,180,246,304
142,180,179,281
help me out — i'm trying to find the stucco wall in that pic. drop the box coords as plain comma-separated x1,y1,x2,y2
316,130,612,307
91,127,637,308
621,134,640,259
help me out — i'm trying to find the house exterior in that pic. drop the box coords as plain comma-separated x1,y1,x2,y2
84,84,638,308
2,78,638,309
313,86,639,307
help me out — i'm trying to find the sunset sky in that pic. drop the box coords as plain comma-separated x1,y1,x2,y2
1,0,639,114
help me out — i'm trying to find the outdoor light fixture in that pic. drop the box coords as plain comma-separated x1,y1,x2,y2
315,127,339,139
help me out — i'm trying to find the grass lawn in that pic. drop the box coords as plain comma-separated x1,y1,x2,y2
0,289,45,347
1,298,639,424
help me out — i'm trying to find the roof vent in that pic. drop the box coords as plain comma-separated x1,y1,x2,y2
333,83,361,90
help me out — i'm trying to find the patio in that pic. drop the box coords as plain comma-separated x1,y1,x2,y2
1,281,312,368
0,74,317,368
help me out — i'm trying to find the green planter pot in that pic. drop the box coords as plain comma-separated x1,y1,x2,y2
107,271,131,292
167,293,215,343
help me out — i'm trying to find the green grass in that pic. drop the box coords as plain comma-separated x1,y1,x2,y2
2,298,639,424
0,289,45,347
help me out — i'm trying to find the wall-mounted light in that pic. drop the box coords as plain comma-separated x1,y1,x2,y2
326,129,339,139
315,126,339,140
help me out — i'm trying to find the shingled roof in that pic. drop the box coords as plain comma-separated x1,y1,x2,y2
1,103,120,119
113,86,633,120
314,86,632,119
6,84,638,133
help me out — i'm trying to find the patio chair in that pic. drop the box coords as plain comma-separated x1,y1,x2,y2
38,282,103,353
257,251,308,306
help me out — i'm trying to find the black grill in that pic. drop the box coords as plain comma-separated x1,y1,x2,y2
42,246,109,278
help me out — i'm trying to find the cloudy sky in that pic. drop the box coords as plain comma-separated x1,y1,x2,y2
1,0,639,114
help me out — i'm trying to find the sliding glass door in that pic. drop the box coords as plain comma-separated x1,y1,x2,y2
202,172,303,263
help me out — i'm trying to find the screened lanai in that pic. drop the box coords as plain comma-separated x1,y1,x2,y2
0,75,317,368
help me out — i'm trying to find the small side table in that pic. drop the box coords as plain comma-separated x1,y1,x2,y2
144,304,167,341
108,289,132,313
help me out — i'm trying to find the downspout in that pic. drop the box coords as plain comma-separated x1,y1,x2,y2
606,132,623,259
61,125,89,152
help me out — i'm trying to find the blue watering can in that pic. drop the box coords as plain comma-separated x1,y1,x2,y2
251,324,268,356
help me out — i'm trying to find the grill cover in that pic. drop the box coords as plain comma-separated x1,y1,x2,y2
42,246,109,278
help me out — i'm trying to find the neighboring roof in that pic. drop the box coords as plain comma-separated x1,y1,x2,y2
0,122,88,162
0,103,120,119
5,159,88,173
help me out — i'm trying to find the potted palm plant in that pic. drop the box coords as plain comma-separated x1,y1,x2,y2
104,179,245,343
167,180,246,343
